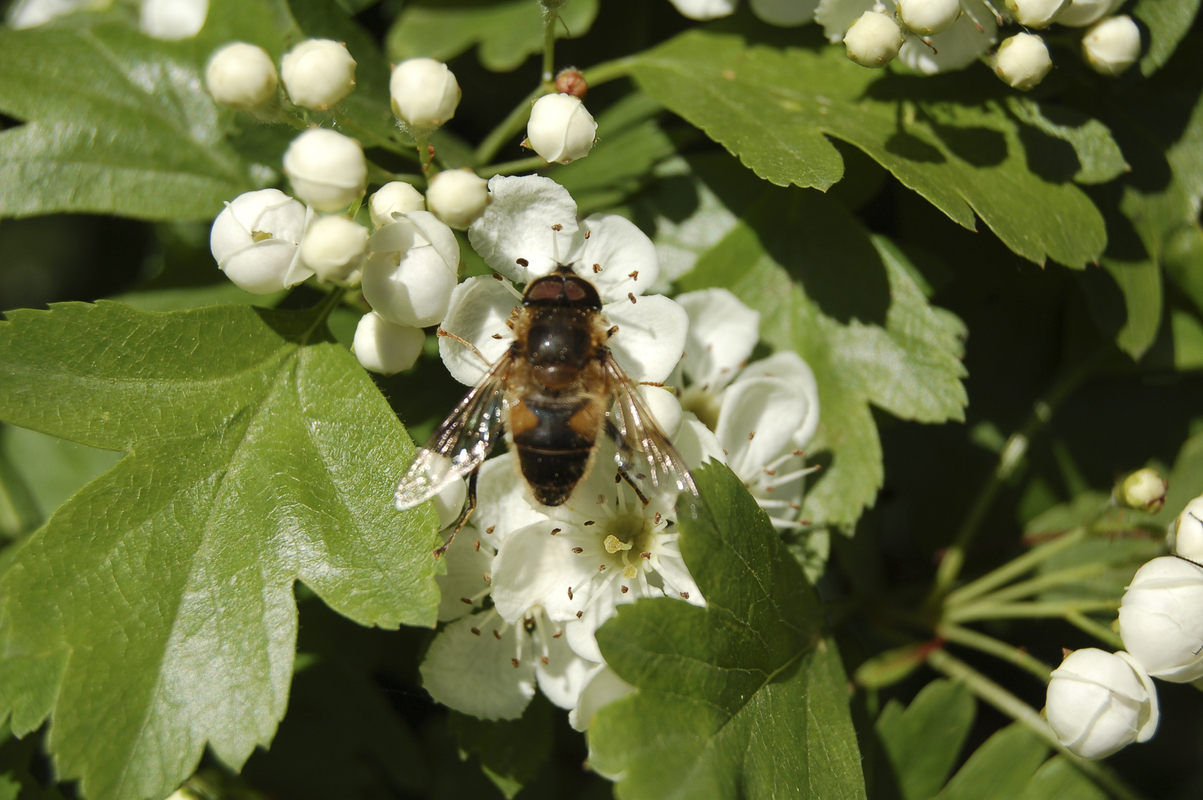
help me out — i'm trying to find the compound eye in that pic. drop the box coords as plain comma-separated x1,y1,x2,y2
524,276,563,303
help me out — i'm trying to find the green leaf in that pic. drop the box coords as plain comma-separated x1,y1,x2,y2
588,464,865,800
1132,0,1202,76
1014,756,1107,800
0,0,282,221
933,723,1048,800
0,425,122,526
386,0,598,73
0,300,440,800
449,694,554,799
1100,257,1163,358
632,28,1107,267
1171,309,1203,370
1005,98,1128,185
874,679,975,800
678,162,967,527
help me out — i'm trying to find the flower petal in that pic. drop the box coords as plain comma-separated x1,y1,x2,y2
475,452,548,547
407,210,460,273
674,415,729,470
438,275,521,386
677,288,760,391
468,175,580,283
577,215,659,303
603,294,689,385
569,665,636,731
897,0,997,74
816,0,876,42
420,613,535,720
737,350,820,448
435,523,493,622
667,0,737,19
535,630,597,710
715,376,809,481
750,0,821,26
491,521,596,623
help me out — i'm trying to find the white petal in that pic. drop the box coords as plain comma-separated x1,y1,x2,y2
816,0,877,42
577,215,659,303
750,0,821,26
736,350,820,449
474,452,549,547
468,175,580,283
432,477,467,530
603,294,689,385
897,0,997,74
535,631,597,710
675,415,729,470
407,210,460,273
667,0,737,18
490,522,596,623
564,612,608,664
676,288,760,391
438,276,520,386
435,524,493,622
570,665,636,731
420,614,535,720
716,376,809,481
640,385,682,438
654,551,705,607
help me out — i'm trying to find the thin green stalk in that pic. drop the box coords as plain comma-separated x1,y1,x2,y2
541,6,558,84
938,622,1053,681
971,562,1113,607
475,86,548,166
583,56,638,88
1065,610,1124,649
416,134,435,177
927,648,1146,800
946,598,1119,624
944,527,1087,608
333,111,410,157
479,156,549,178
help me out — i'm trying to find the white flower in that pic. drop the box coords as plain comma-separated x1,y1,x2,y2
898,0,961,36
1005,0,1069,27
299,214,368,284
1057,0,1122,26
897,0,997,74
282,128,367,212
390,57,460,132
1170,494,1203,564
6,0,108,29
361,211,459,328
139,0,207,39
570,664,636,731
1119,556,1203,682
994,33,1053,91
426,168,490,230
844,10,905,67
1118,467,1167,514
527,94,598,165
667,0,821,24
442,176,686,388
1082,15,1141,76
210,188,313,294
369,181,425,228
205,42,278,110
280,39,357,110
352,311,424,376
667,0,737,19
1045,649,1159,760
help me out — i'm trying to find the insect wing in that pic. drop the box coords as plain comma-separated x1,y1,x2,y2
601,354,701,517
394,356,512,510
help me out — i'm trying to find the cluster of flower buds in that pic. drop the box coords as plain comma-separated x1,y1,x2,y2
205,38,358,114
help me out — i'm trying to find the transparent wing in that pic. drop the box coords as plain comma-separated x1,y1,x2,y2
394,355,513,510
601,352,701,518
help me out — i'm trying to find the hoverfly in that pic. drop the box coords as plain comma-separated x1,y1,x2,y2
395,264,699,555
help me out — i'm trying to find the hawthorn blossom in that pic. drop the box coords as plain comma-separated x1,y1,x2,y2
668,0,821,26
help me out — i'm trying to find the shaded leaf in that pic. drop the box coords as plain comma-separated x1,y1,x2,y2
1014,756,1107,800
450,695,554,799
1132,0,1202,76
1005,98,1128,185
874,679,975,800
933,723,1048,800
588,464,864,800
0,425,121,528
0,301,440,800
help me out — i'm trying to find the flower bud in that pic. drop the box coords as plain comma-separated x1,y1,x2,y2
282,128,367,212
1045,649,1158,759
353,311,425,375
527,93,597,164
897,0,961,36
426,169,490,230
1082,15,1141,76
1171,494,1203,564
140,0,207,40
361,211,459,328
994,33,1053,90
1117,468,1167,513
1005,0,1069,27
1056,0,1118,27
299,215,368,284
280,39,357,110
844,11,905,67
389,58,460,132
205,42,278,110
210,188,312,294
1119,556,1203,681
554,68,588,99
369,182,425,228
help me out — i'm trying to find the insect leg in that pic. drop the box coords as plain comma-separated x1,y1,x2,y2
436,327,492,367
434,467,479,557
604,419,651,507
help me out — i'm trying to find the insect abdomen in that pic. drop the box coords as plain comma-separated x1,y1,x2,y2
510,396,602,505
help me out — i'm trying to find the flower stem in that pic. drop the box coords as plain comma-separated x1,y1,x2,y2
416,134,436,179
478,155,549,178
927,648,1147,800
583,56,638,88
1065,610,1124,649
938,622,1053,681
541,6,559,85
964,561,1115,607
476,88,547,166
944,527,1088,608
946,598,1119,624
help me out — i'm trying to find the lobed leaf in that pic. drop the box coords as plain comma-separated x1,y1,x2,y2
873,679,975,800
933,722,1048,800
1132,0,1202,76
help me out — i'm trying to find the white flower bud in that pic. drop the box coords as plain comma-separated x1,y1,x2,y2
1046,649,1158,760
426,169,490,230
299,215,368,284
369,182,425,228
844,11,905,67
353,311,425,375
282,128,367,212
139,0,207,40
994,33,1053,91
898,0,961,36
1171,495,1203,564
210,188,312,294
1056,0,1117,27
1119,556,1203,681
1082,15,1141,76
527,93,598,164
1117,467,1167,513
389,58,460,132
280,39,357,110
1005,0,1069,27
6,0,110,30
361,211,459,328
205,42,278,110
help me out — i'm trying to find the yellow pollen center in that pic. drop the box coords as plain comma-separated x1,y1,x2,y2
604,534,633,554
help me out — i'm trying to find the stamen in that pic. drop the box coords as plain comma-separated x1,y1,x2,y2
584,230,591,239
572,547,584,554
471,627,481,636
627,270,639,280
604,535,633,554
551,527,561,535
593,263,602,273
583,520,595,526
552,224,563,231
628,292,637,304
493,629,502,640
486,526,496,534
474,539,481,551
621,585,629,593
541,655,549,665
680,592,690,599
598,494,606,505
516,258,529,267
512,658,520,668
